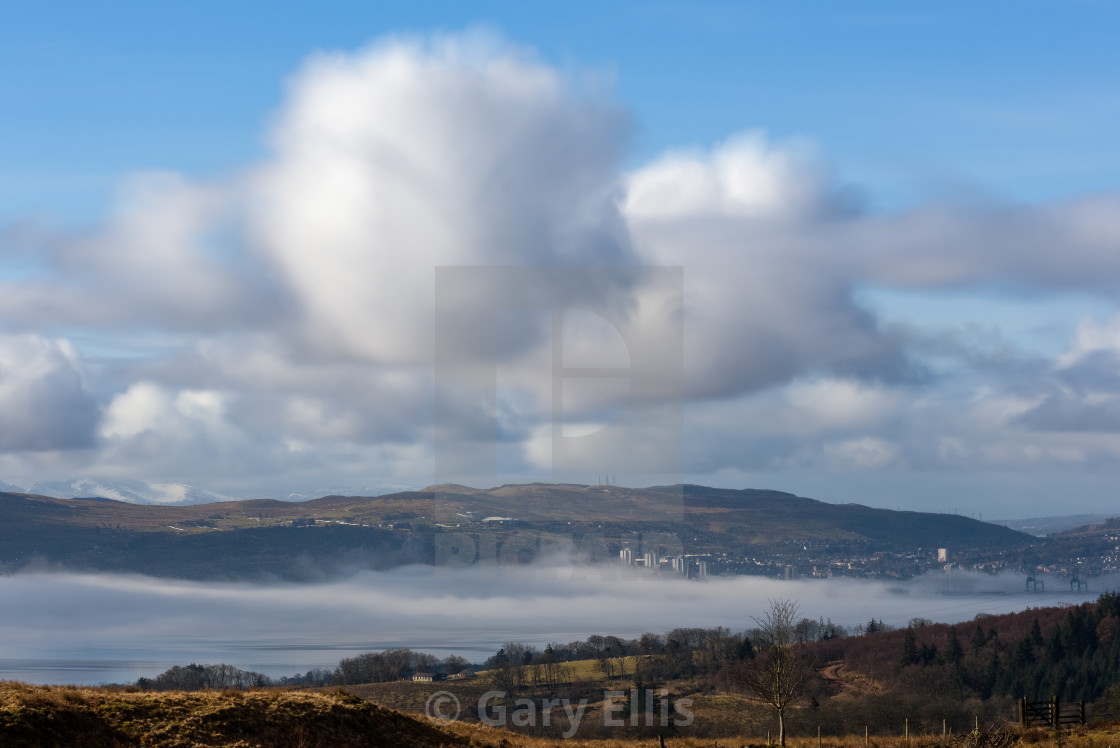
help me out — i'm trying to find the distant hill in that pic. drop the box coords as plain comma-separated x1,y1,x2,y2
0,483,1032,580
669,484,1029,551
1059,515,1120,538
992,513,1120,537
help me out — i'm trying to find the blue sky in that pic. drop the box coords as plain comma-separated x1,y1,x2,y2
5,1,1118,222
2,2,1119,516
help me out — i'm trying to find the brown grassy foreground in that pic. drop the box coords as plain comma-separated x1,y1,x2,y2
0,681,468,747
437,723,1120,748
4,680,1119,748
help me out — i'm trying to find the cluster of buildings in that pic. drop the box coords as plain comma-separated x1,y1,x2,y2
619,547,709,578
411,670,474,683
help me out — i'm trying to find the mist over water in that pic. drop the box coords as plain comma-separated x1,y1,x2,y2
1,567,1111,685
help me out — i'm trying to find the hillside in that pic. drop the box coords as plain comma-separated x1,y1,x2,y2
0,683,466,747
994,514,1120,537
0,484,1033,580
671,484,1028,550
5,606,1120,746
319,595,1120,741
1036,517,1120,576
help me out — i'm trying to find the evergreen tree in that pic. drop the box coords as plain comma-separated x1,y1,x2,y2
1098,591,1120,619
945,626,964,664
1045,626,1066,664
948,661,965,701
979,649,1000,699
971,624,988,652
1029,618,1044,649
900,627,919,667
1064,607,1098,655
1013,637,1035,668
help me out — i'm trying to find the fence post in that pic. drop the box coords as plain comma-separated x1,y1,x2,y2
865,724,868,748
943,718,947,737
818,725,822,748
1020,697,1026,727
975,715,979,733
1079,700,1085,725
905,718,909,746
1051,696,1059,728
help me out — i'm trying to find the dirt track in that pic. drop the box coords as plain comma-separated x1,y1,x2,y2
819,661,852,692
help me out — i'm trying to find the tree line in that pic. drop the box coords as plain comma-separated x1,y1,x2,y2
871,591,1120,703
135,614,853,693
136,589,1120,736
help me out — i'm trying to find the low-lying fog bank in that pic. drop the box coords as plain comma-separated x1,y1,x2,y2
1,566,1111,685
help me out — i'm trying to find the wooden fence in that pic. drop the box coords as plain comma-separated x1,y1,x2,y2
1089,705,1120,724
1019,697,1085,727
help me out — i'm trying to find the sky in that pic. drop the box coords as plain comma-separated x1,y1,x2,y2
2,2,1120,517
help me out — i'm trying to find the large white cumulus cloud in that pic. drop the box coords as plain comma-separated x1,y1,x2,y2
0,34,642,488
250,32,633,363
1,31,1120,502
624,134,914,399
0,335,99,451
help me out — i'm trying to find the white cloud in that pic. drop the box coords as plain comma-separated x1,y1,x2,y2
823,437,900,470
783,379,903,430
0,172,275,332
99,383,174,439
1059,313,1120,367
1,31,1120,509
247,31,632,364
849,195,1120,292
624,132,831,220
0,335,99,451
100,383,229,440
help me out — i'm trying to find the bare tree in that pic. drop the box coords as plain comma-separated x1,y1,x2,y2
739,599,810,746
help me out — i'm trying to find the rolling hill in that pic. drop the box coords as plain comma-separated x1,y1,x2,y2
0,483,1032,580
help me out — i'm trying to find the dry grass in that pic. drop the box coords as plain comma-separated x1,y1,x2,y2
438,724,1120,748
7,680,1119,748
0,681,468,747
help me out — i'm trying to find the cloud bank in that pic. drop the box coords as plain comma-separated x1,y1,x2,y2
1,31,1119,512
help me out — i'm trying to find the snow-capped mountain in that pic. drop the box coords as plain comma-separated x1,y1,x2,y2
23,479,238,506
3,478,409,504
